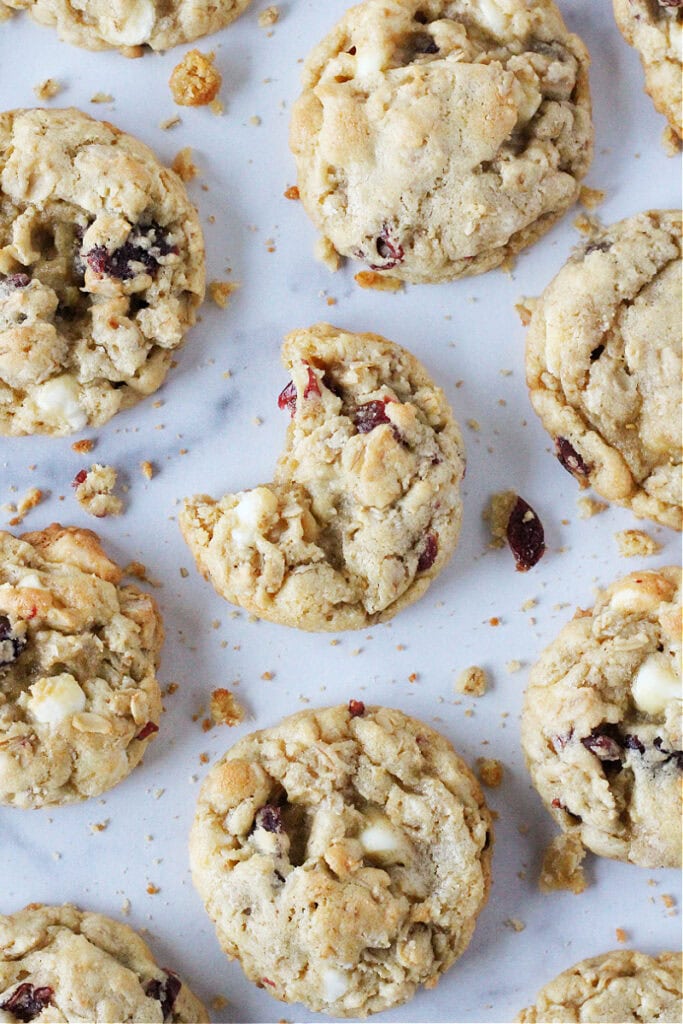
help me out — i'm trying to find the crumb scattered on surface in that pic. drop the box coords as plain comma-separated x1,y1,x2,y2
209,280,240,309
71,438,95,454
146,883,160,895
505,660,522,674
476,757,503,788
258,5,279,28
662,894,676,909
484,490,517,549
8,486,44,526
505,918,526,932
455,665,487,697
573,212,602,237
354,271,403,292
33,78,61,101
615,529,661,558
210,688,245,727
170,50,222,107
250,115,262,126
539,833,587,895
615,927,628,944
171,146,198,182
466,418,480,431
284,185,300,200
514,299,534,326
315,236,340,272
212,997,228,1012
160,114,182,130
577,496,608,519
579,186,606,210
90,92,113,104
209,98,224,116
73,464,123,518
89,819,109,833
140,461,154,480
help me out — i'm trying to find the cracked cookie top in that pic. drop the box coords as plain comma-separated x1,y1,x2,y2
521,567,682,868
180,323,465,631
613,0,682,139
0,108,205,435
517,949,683,1023
4,0,252,51
0,904,209,1023
190,703,493,1017
290,0,593,283
0,524,164,807
526,210,682,530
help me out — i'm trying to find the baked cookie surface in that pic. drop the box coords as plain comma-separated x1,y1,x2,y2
517,949,682,1023
0,904,209,1022
180,323,465,631
4,0,252,51
526,210,682,530
613,0,682,139
0,107,205,435
290,0,593,283
190,703,493,1017
521,567,682,868
0,524,164,807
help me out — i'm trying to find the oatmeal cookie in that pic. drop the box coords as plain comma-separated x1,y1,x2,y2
190,703,493,1017
0,903,209,1022
525,210,682,530
289,0,593,283
4,0,253,52
0,524,164,807
613,0,682,139
0,107,205,435
180,323,465,631
521,567,682,868
517,949,682,1022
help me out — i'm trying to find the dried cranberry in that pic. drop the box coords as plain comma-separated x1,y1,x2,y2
416,533,438,572
0,615,27,667
555,437,591,479
354,399,391,434
3,272,31,289
136,721,159,741
348,699,365,717
72,469,88,487
590,345,604,362
144,971,182,1021
86,224,177,282
277,380,297,416
653,737,683,770
410,32,438,55
368,226,404,271
506,496,545,572
581,726,623,764
623,734,645,754
0,983,54,1022
255,804,283,833
303,366,320,399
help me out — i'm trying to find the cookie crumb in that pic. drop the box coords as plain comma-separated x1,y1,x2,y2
579,186,606,210
614,529,661,558
505,918,526,932
615,927,628,944
577,496,608,519
71,438,95,454
661,894,676,910
505,659,522,674
514,299,535,326
212,997,228,1012
209,98,224,116
73,464,123,518
455,665,487,697
146,883,160,895
210,688,245,727
170,50,222,107
140,461,154,480
476,757,504,788
573,212,603,237
90,91,113,104
466,418,481,432
8,486,44,526
89,819,109,833
354,270,403,292
315,236,341,272
539,832,587,894
159,114,182,130
171,146,198,182
209,280,240,308
484,490,518,549
33,78,61,101
120,898,131,916
258,5,279,28
284,185,300,200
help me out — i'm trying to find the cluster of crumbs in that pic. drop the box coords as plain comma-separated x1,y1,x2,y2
171,147,199,182
210,688,245,727
614,529,661,558
7,486,44,526
33,78,61,100
577,496,608,519
539,833,587,895
209,280,240,308
455,665,488,697
170,50,222,106
257,5,279,29
73,464,123,518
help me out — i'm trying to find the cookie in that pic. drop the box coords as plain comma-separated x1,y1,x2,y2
190,703,493,1017
517,949,683,1023
4,0,252,52
0,524,164,807
525,210,682,531
521,566,682,868
289,0,593,284
180,322,465,631
0,107,205,436
613,0,682,140
0,904,209,1022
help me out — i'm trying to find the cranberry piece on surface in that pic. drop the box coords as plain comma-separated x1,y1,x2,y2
255,804,284,833
353,399,391,434
555,437,591,479
144,971,182,1021
136,721,159,741
368,227,404,271
348,699,365,717
506,496,545,572
0,984,54,1022
72,469,88,487
416,533,438,572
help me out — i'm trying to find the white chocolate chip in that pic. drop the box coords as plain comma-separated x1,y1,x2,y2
103,0,156,45
27,674,86,726
632,653,682,716
17,572,47,590
358,810,409,865
231,487,278,548
322,966,350,1003
33,375,87,432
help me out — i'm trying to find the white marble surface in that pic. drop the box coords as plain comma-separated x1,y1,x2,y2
0,2,681,1021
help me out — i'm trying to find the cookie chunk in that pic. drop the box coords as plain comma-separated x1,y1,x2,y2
526,210,682,530
521,567,682,868
517,949,682,1022
0,108,205,435
5,0,253,52
190,703,493,1017
180,323,465,631
613,0,682,140
0,524,164,807
0,904,209,1022
289,0,593,283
